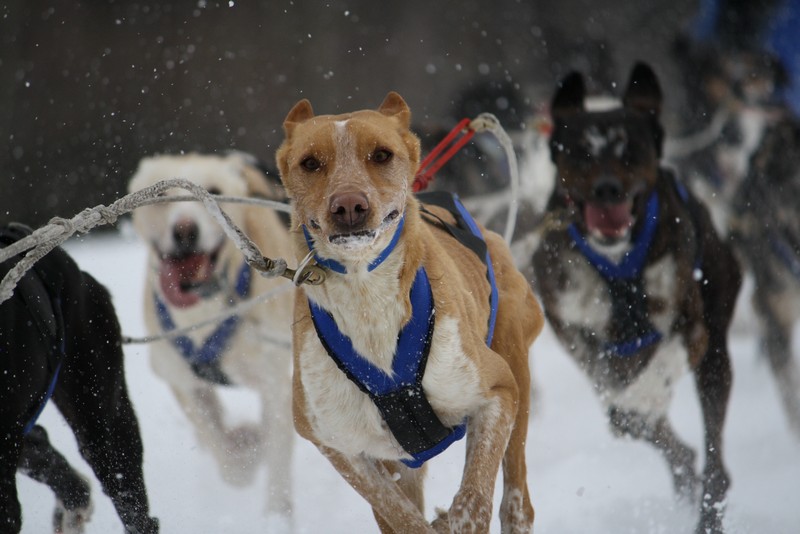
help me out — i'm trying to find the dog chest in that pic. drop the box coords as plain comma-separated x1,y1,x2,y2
297,312,482,461
552,247,680,352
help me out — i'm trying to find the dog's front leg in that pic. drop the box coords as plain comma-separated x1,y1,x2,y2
447,378,519,534
318,445,435,534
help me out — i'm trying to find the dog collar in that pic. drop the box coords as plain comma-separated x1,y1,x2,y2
309,267,466,468
154,261,251,385
301,214,405,275
568,190,660,280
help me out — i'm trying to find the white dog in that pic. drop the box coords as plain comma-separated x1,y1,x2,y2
128,151,295,529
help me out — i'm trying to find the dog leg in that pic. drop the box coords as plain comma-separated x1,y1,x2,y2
499,373,535,534
607,410,699,501
258,356,294,530
693,335,732,534
373,462,427,534
0,431,23,534
17,425,93,533
449,379,519,534
759,303,800,438
319,445,435,534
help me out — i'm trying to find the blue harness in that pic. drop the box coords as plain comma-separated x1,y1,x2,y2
307,193,497,467
568,191,664,357
155,261,251,385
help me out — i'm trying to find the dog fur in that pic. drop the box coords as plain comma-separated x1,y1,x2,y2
730,116,800,437
127,152,295,527
0,223,158,534
532,63,741,533
276,92,543,533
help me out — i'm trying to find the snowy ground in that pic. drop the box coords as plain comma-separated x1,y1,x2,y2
16,227,800,533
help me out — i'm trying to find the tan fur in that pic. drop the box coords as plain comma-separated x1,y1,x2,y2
128,152,296,528
277,93,543,533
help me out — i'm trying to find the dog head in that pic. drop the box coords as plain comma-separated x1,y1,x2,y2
276,92,420,265
128,151,280,308
549,62,664,246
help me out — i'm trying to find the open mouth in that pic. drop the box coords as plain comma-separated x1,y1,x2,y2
326,209,400,247
157,243,223,308
582,199,635,243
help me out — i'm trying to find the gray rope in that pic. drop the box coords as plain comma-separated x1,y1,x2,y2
122,282,293,349
0,178,290,305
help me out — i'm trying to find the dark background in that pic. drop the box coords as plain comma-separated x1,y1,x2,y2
1,0,698,227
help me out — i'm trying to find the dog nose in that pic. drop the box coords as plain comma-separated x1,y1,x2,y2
172,219,199,251
592,176,624,203
330,192,370,229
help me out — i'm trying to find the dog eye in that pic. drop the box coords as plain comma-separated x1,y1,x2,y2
300,156,321,172
371,149,393,164
207,186,222,195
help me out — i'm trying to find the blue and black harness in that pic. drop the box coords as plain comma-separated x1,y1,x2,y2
305,191,498,468
154,261,252,385
567,178,702,357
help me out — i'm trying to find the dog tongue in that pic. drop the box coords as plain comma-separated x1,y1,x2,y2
159,254,213,308
584,201,634,238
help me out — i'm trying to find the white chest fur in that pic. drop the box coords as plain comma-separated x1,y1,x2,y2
299,272,483,461
556,251,679,339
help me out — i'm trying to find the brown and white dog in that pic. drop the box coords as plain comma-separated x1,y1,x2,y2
532,63,742,533
276,92,543,533
128,152,295,528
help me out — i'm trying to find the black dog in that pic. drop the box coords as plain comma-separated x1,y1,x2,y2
730,116,800,438
532,63,741,533
0,223,158,533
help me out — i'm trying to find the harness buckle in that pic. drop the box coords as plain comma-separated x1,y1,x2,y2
282,250,327,286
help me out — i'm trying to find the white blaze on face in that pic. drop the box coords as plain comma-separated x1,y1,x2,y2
583,125,628,158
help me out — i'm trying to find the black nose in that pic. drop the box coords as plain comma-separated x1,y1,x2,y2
172,219,199,252
330,192,370,230
592,176,624,203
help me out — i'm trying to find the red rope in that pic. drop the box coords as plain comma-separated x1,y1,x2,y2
413,118,475,192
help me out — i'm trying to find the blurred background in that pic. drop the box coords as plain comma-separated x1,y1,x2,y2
0,0,702,226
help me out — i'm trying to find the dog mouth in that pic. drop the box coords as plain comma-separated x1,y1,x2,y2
325,209,401,247
582,199,635,244
157,243,223,308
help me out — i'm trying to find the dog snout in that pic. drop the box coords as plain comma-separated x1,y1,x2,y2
172,218,199,253
592,175,625,203
329,191,370,230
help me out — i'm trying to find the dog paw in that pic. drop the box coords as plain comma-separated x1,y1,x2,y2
448,490,492,533
218,424,263,486
53,499,93,534
430,508,451,534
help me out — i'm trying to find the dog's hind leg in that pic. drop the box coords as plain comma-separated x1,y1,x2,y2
55,281,158,533
448,361,519,534
498,364,534,533
17,425,93,533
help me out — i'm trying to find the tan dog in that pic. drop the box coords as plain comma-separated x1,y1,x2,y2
276,92,543,533
128,152,295,529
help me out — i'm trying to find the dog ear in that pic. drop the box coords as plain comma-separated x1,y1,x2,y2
551,72,585,119
623,62,665,156
378,92,411,129
622,62,662,118
283,99,315,136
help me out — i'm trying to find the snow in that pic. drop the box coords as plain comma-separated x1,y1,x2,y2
16,228,800,533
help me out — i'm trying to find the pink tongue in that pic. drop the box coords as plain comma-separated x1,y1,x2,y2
159,255,213,308
584,201,634,238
